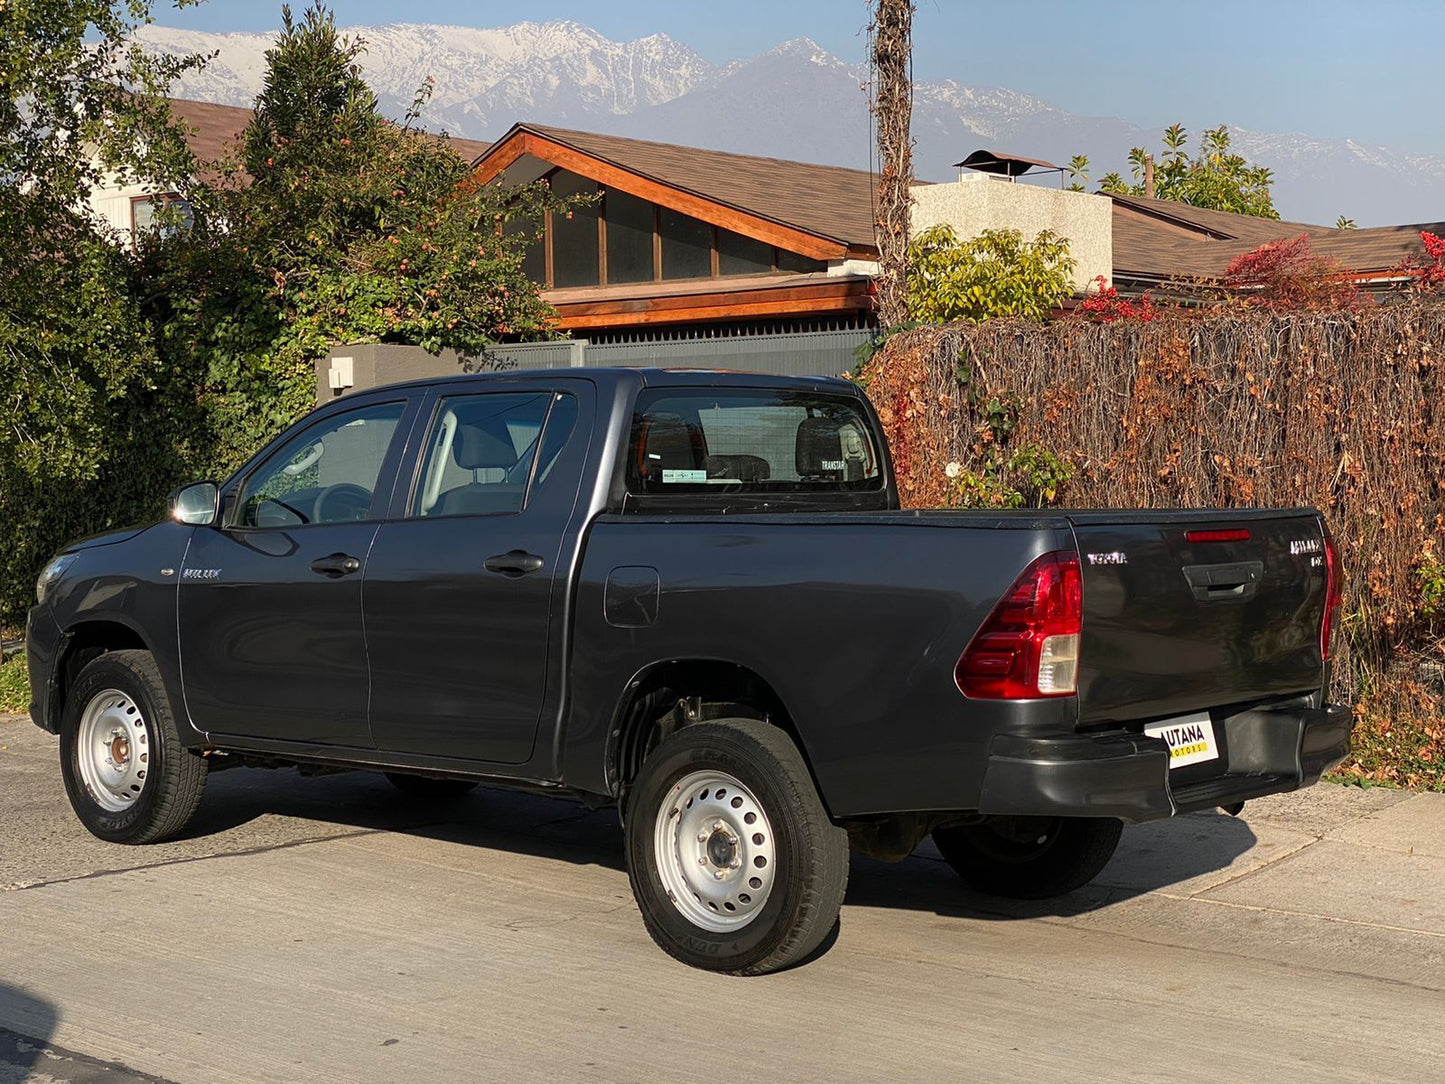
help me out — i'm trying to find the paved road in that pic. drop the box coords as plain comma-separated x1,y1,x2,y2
2,712,1443,1083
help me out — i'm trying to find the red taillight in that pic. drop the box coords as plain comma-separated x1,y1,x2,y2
1322,535,1343,661
1186,528,1252,543
956,551,1082,699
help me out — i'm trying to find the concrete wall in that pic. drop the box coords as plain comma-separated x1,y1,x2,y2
317,330,872,403
909,175,1111,292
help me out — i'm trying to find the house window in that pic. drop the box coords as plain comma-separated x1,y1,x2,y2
604,188,654,284
131,194,193,238
718,229,775,276
524,169,830,288
659,208,712,280
550,172,600,288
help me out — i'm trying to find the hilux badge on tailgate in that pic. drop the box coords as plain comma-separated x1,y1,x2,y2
1290,538,1321,556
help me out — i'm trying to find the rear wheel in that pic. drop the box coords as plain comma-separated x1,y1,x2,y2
931,816,1123,899
383,773,479,799
60,650,208,844
625,718,848,975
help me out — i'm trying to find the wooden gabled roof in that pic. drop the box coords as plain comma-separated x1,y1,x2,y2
469,123,880,261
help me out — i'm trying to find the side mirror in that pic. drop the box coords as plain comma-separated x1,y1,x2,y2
169,482,220,526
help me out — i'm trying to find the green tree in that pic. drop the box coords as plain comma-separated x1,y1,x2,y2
1097,124,1280,220
152,3,568,472
0,0,205,627
905,225,1075,324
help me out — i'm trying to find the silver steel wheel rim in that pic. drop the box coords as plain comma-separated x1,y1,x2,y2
653,769,777,933
76,688,150,813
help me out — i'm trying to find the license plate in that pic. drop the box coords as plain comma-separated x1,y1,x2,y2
1144,712,1220,769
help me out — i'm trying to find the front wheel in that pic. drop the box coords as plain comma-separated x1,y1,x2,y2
625,719,848,975
59,649,208,844
931,816,1123,900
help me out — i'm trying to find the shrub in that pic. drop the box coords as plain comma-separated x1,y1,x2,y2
906,225,1074,325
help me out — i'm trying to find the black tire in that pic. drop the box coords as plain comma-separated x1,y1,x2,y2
59,649,207,845
625,718,848,975
932,816,1123,900
383,772,479,799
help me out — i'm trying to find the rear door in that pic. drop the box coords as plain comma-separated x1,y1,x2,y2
1070,510,1329,725
362,383,591,764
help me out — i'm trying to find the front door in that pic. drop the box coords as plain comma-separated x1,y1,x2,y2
178,398,412,746
364,386,588,764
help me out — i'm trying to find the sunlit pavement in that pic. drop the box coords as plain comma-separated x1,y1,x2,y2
2,712,1442,1083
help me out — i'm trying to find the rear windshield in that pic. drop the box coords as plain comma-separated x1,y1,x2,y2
627,389,883,495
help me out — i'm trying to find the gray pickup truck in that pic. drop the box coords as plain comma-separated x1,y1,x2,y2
26,368,1349,973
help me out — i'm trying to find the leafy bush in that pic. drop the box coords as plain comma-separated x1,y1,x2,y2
906,226,1074,325
0,655,29,715
0,0,206,630
1222,234,1365,312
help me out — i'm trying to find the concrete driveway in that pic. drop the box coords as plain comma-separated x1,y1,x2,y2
1,711,1442,1083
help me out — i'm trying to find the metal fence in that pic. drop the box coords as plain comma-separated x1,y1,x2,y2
485,328,872,377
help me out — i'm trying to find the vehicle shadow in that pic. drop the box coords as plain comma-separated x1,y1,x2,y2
0,983,57,1079
844,811,1260,920
187,767,1258,919
185,767,629,872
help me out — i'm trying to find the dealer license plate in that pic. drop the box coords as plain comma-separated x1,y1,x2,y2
1144,712,1220,770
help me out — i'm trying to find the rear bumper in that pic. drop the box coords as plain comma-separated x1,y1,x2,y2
977,703,1352,823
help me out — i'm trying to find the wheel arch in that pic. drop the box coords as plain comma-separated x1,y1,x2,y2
48,619,151,733
604,657,829,816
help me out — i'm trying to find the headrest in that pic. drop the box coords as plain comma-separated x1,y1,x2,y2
640,412,704,471
454,423,517,470
705,454,771,482
795,416,843,478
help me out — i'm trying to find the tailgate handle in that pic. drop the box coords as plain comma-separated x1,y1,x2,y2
1182,561,1264,602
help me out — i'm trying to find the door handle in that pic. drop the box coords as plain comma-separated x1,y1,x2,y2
484,550,545,577
310,553,362,578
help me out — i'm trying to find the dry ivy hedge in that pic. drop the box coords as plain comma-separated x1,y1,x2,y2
862,301,1445,787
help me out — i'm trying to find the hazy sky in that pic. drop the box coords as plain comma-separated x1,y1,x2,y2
155,0,1445,154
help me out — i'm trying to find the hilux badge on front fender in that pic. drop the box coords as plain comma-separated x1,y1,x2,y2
181,568,222,580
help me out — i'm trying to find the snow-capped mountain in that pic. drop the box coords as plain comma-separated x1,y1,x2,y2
135,20,1445,227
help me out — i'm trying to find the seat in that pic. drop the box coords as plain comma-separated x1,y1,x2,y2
637,412,706,482
704,454,771,482
434,422,525,517
796,416,868,482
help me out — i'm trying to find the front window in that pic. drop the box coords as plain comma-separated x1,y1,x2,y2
627,389,882,495
234,402,405,528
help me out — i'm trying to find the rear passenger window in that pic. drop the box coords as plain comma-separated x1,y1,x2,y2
627,389,882,495
411,392,576,518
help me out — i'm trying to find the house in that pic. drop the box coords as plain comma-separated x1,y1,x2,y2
107,98,1441,394
1107,192,1445,295
87,97,492,246
466,122,882,338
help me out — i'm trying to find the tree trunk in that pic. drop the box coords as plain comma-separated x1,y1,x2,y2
871,0,915,329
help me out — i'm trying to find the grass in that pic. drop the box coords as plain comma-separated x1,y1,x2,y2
0,654,29,715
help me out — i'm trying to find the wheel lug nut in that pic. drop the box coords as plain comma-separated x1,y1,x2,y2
698,856,708,865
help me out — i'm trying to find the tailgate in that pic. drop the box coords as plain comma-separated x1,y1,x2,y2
1069,510,1328,725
